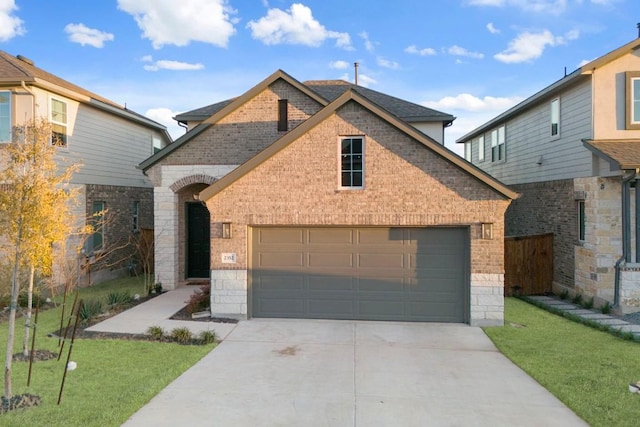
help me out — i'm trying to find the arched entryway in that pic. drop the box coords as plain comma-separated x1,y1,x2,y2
186,201,210,278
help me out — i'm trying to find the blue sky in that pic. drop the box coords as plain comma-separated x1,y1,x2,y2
0,0,637,154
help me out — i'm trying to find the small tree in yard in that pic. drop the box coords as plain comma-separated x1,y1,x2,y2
0,118,78,399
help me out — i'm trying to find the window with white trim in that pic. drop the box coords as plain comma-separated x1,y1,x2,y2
478,135,485,162
491,125,505,163
340,137,364,188
51,98,67,147
627,71,640,130
551,97,560,138
0,91,10,143
464,141,471,161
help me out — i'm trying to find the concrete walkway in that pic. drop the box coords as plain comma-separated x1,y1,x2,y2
85,287,237,339
122,319,587,427
527,295,640,338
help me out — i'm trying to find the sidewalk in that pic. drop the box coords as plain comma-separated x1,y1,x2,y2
85,287,238,340
526,295,640,338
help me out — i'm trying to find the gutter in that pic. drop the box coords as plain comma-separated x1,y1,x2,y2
614,169,639,308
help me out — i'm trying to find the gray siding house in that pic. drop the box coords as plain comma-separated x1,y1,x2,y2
457,35,640,313
0,51,171,286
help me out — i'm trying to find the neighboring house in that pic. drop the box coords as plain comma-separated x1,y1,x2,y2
0,51,171,285
457,35,640,313
140,70,516,326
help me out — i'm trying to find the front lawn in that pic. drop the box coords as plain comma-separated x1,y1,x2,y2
484,298,640,427
0,277,215,426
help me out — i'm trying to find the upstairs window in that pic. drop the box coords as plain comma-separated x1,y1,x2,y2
277,99,288,131
491,125,505,163
152,136,162,154
478,135,485,162
0,91,10,142
464,141,471,161
340,137,364,188
551,98,560,138
51,98,68,147
627,71,640,130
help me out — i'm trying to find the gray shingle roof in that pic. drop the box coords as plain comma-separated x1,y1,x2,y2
174,80,455,125
583,139,640,170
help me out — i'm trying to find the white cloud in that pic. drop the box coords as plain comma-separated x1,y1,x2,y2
339,72,377,87
423,93,523,113
578,58,593,67
0,0,24,42
360,31,375,52
329,60,350,69
494,29,578,63
117,0,237,49
377,57,399,70
487,22,500,34
247,3,352,49
404,45,436,56
145,107,184,140
65,23,114,48
446,45,484,59
142,56,204,71
466,0,568,14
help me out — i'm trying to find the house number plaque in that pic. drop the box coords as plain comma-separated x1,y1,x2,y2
221,253,237,264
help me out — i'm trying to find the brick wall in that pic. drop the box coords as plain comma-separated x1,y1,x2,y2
505,179,576,288
204,101,511,324
85,184,153,273
156,79,324,167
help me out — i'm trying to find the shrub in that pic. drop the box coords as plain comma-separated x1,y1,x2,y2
572,293,583,305
198,330,217,345
185,285,210,314
601,301,612,314
146,325,165,340
170,327,193,345
559,290,569,300
106,290,133,307
79,300,103,321
584,297,594,309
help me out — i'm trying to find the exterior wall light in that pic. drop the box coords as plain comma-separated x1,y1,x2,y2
222,222,232,239
481,223,493,240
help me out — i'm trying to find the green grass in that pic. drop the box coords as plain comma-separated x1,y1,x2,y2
484,298,640,427
0,276,215,426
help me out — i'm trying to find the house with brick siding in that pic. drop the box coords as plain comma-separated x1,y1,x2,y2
457,35,640,313
0,51,171,285
140,70,517,326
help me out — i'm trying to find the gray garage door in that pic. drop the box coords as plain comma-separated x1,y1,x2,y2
250,227,469,322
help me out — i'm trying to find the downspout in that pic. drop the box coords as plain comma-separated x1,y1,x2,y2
20,81,36,121
614,169,639,308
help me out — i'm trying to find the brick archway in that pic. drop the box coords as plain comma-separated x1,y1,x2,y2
169,174,217,193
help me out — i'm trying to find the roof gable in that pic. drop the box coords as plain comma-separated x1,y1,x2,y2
199,89,517,201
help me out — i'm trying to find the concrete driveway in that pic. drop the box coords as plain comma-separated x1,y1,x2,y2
123,320,586,427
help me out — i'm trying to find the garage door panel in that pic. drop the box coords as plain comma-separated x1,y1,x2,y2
308,252,353,268
357,228,404,244
257,228,304,244
308,228,354,244
307,276,355,291
251,227,468,323
254,274,305,291
358,253,405,269
259,252,304,268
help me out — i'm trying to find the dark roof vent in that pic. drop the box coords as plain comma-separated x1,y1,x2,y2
16,55,34,66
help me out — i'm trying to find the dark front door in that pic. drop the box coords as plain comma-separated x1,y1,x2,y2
186,202,210,278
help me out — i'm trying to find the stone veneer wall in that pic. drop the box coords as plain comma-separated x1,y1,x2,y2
573,176,622,302
470,274,504,326
505,179,576,288
153,165,237,290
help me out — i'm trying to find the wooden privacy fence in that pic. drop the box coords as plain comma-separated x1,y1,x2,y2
504,233,553,296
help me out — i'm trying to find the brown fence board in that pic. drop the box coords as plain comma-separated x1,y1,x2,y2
504,233,553,296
